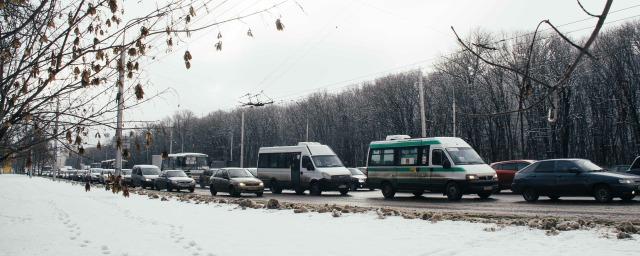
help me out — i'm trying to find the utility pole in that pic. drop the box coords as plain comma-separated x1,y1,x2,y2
229,132,233,162
305,119,309,141
169,127,173,154
452,85,456,137
53,98,59,180
114,36,125,177
418,74,427,138
240,111,245,168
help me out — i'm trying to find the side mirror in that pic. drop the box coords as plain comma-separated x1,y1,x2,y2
443,160,452,169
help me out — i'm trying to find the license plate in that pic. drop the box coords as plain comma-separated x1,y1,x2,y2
483,186,493,191
338,185,347,189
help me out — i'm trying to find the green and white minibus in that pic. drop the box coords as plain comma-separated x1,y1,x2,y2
366,136,498,201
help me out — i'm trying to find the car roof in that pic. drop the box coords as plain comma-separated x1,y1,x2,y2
133,165,159,168
490,160,536,165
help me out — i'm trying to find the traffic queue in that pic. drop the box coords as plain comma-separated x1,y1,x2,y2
53,135,640,203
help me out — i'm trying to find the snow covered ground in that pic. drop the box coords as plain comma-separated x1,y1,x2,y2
0,175,636,256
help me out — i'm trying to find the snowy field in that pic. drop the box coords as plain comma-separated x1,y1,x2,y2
0,175,636,256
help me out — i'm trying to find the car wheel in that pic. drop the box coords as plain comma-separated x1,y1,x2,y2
477,192,492,199
230,186,241,197
176,188,181,192
445,182,463,201
188,187,194,193
620,194,635,202
369,188,375,191
256,191,264,197
294,187,305,195
548,195,560,201
339,188,349,196
167,184,173,192
381,182,395,199
309,182,322,196
412,191,424,197
270,181,282,194
350,183,358,191
594,185,613,203
209,186,217,196
522,188,539,202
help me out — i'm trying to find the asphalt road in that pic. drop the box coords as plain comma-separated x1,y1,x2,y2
192,187,640,221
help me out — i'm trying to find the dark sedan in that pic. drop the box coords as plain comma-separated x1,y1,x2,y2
154,170,196,193
512,159,640,203
209,168,264,197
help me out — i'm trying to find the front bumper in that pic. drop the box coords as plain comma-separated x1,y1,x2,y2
238,185,264,193
461,180,499,194
170,182,196,188
321,175,352,191
611,184,640,196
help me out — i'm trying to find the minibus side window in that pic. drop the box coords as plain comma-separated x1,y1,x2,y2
369,149,395,166
399,148,418,166
431,149,448,166
419,146,430,166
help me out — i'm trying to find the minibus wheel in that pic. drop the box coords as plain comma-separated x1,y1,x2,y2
445,182,462,201
381,182,395,199
270,181,283,194
310,182,322,196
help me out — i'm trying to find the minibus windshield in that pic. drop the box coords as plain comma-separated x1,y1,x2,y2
312,155,344,168
446,147,485,165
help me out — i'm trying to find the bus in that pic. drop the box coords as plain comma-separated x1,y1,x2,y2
366,136,498,201
161,153,209,179
100,159,128,169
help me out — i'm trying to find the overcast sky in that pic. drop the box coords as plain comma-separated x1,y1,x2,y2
120,0,638,124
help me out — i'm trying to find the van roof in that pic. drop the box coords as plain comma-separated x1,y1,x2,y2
370,137,470,149
168,153,208,157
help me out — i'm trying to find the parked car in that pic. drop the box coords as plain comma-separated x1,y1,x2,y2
348,168,369,191
197,169,216,188
89,168,102,182
629,156,640,176
209,168,264,197
512,159,640,203
99,169,114,184
131,165,161,189
154,170,196,192
490,160,536,192
122,169,132,185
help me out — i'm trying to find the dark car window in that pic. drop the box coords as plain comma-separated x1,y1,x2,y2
519,162,538,173
214,170,224,178
491,164,502,170
534,161,555,173
165,171,187,177
556,161,580,172
516,163,531,170
501,163,517,171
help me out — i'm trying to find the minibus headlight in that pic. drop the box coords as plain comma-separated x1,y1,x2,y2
466,174,478,180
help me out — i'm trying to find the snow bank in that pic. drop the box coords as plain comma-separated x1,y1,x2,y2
0,175,636,256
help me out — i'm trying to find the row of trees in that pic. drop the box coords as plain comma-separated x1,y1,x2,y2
79,20,640,168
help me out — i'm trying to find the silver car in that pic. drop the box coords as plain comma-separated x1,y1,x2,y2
209,168,264,197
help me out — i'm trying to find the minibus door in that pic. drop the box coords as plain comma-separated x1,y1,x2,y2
429,147,449,190
291,154,301,189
